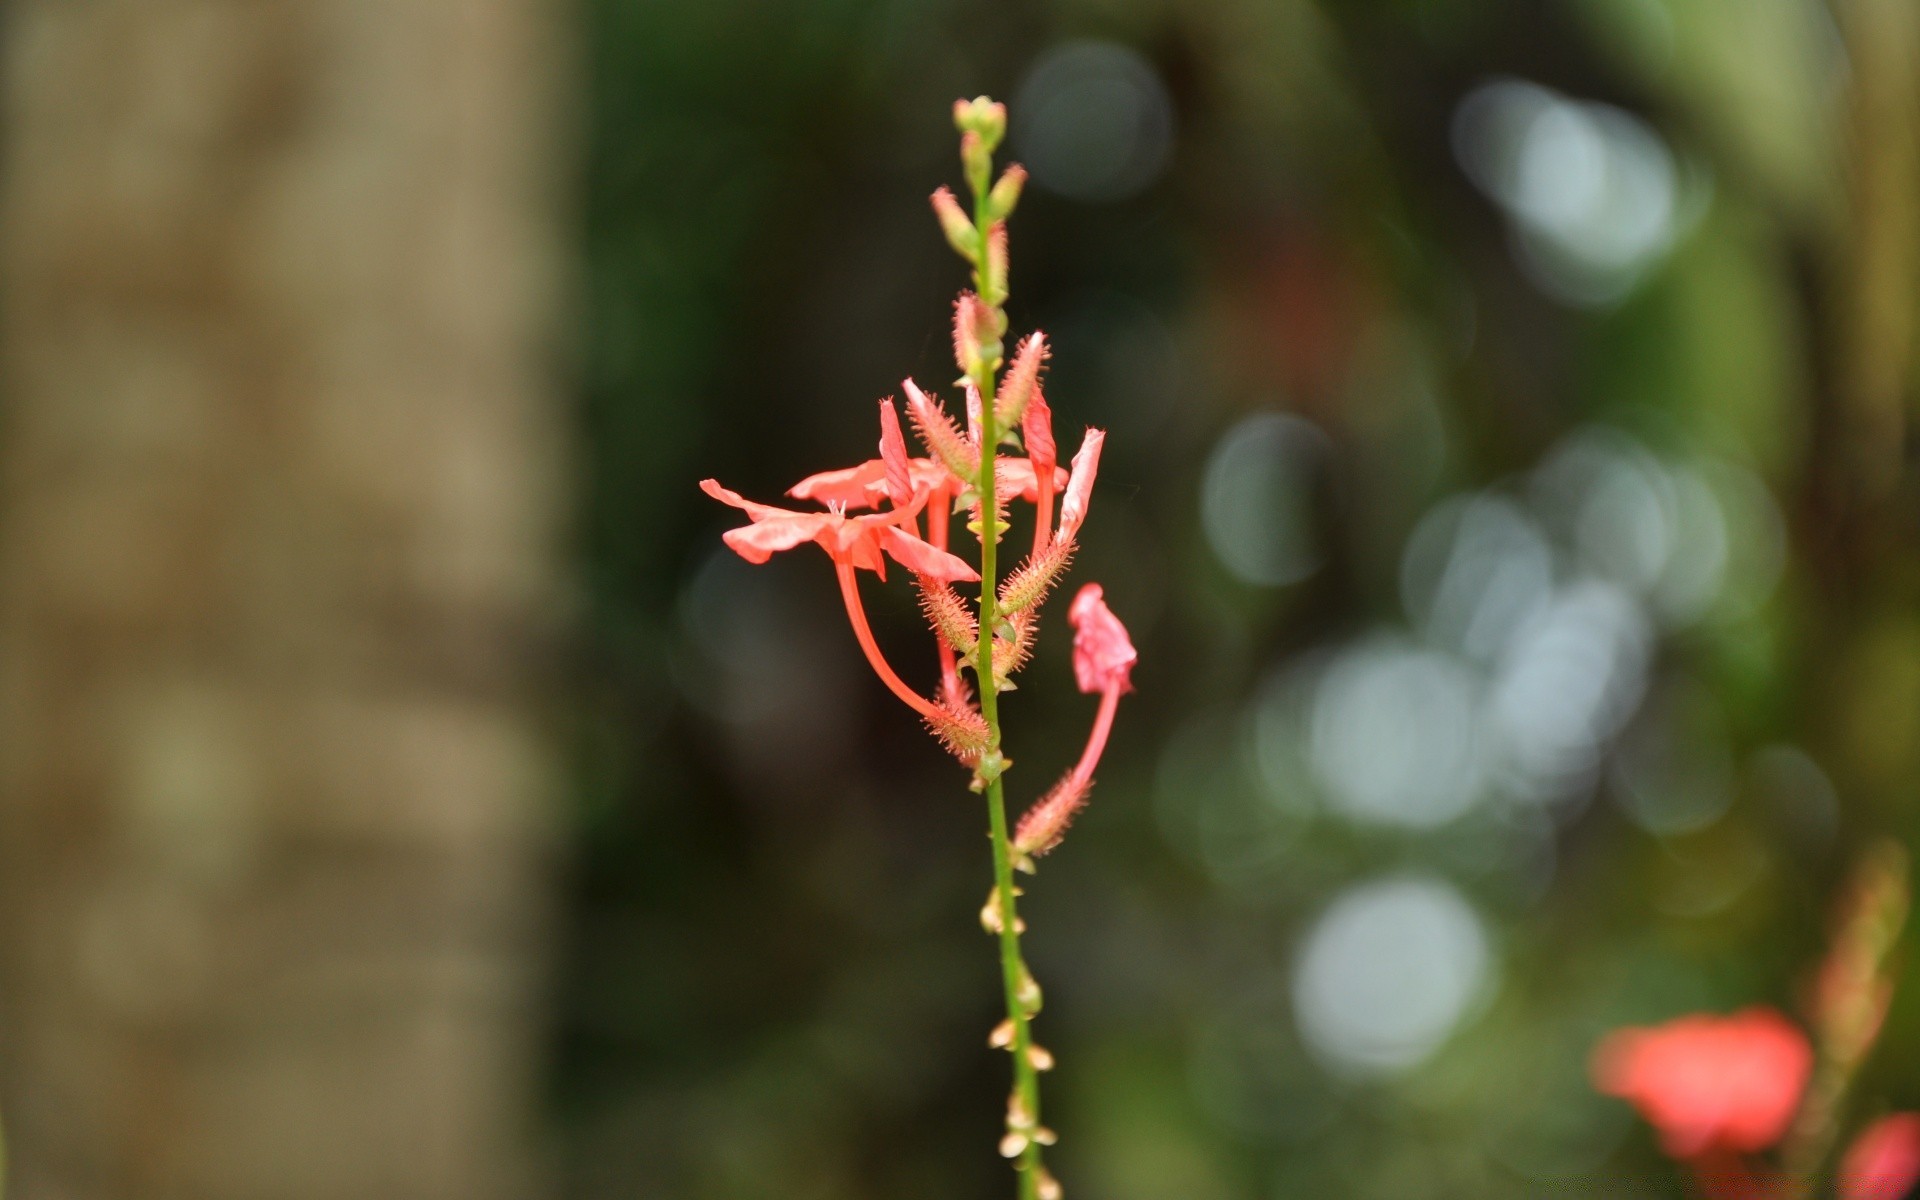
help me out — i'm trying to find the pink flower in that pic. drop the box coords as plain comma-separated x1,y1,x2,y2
1069,582,1135,695
1841,1113,1920,1200
1014,583,1135,860
699,479,976,583
1591,1007,1812,1158
1056,428,1105,545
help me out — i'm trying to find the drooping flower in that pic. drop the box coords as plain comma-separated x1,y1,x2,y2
1591,1007,1813,1158
1068,582,1136,695
1014,584,1135,861
1840,1113,1920,1200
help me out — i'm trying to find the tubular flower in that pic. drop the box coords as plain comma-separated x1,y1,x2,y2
1055,428,1105,546
1013,584,1135,861
1591,1007,1812,1159
699,480,975,582
1841,1113,1920,1200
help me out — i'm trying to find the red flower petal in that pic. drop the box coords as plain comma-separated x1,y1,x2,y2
1591,1007,1812,1158
1069,583,1136,694
880,525,980,583
787,460,886,507
879,399,914,507
1841,1113,1920,1200
720,513,835,563
1057,428,1105,543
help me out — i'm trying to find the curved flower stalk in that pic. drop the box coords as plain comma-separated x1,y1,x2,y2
699,97,1134,1200
1592,841,1914,1200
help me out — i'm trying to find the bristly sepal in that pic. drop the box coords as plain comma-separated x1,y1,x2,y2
991,609,1036,691
1014,772,1092,860
905,380,980,486
919,577,980,658
996,332,1048,429
999,537,1074,617
928,699,992,767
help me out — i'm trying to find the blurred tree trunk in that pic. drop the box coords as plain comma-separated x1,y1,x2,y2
0,3,567,1198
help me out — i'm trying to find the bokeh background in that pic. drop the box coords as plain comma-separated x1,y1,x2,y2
0,1,1916,1198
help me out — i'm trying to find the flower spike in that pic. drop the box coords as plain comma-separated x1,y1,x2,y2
697,99,1138,1197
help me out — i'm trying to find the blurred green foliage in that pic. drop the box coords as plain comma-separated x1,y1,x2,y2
558,1,1920,1196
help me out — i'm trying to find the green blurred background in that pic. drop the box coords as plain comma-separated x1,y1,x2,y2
559,0,1920,1197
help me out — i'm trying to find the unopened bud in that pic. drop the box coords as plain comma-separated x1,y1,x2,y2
996,333,1048,428
1033,1125,1058,1146
1036,1168,1063,1200
954,293,1002,376
980,895,1003,934
999,1132,1029,1159
1016,965,1043,1014
989,1019,1016,1049
1026,1043,1055,1071
931,186,978,260
953,96,1007,150
983,221,1010,305
989,164,1027,220
1007,1091,1036,1130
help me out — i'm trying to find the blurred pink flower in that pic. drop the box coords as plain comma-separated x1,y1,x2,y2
1841,1113,1920,1200
1592,1007,1812,1158
699,479,976,582
1069,582,1135,695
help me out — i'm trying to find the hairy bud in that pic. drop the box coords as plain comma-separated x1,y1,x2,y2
953,96,1007,150
989,164,1027,220
954,291,1002,375
931,186,978,260
983,221,1010,305
996,332,1048,429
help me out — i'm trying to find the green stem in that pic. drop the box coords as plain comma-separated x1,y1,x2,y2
970,178,1042,1200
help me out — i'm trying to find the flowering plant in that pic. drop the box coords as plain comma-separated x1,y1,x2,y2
701,97,1134,1200
1594,842,1915,1199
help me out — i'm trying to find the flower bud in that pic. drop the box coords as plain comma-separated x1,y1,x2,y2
983,221,1010,305
989,1019,1016,1049
930,186,977,260
1016,965,1043,1014
954,292,1002,376
996,332,1048,428
989,164,1027,220
953,96,1007,150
